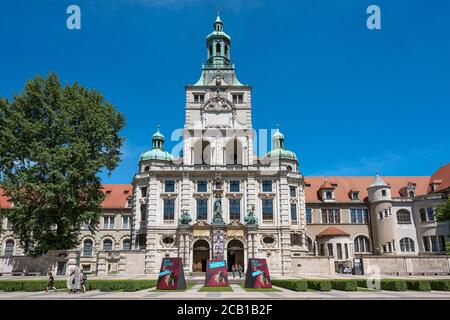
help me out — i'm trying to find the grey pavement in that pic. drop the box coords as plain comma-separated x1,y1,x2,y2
0,285,449,300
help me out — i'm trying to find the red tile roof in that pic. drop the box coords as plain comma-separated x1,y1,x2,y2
429,163,450,192
100,184,133,208
0,184,133,209
304,176,431,202
317,226,350,237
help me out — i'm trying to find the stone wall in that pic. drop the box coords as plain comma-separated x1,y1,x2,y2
0,250,69,275
291,256,335,275
362,255,450,276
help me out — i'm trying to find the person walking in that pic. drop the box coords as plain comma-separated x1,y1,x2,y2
231,264,236,278
46,272,56,293
80,269,87,293
237,264,243,279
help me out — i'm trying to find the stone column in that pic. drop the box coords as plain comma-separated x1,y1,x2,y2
278,174,292,275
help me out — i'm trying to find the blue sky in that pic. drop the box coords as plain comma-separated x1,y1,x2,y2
1,0,449,183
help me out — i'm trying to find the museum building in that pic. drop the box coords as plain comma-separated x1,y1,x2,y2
1,15,449,277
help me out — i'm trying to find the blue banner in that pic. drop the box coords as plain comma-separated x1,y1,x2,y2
209,261,226,269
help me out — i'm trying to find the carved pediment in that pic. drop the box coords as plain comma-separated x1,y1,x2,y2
202,96,234,113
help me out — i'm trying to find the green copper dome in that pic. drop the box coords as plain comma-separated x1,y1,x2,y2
265,148,297,161
264,125,297,161
140,126,173,162
140,149,173,162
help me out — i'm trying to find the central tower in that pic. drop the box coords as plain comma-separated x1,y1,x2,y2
183,14,254,166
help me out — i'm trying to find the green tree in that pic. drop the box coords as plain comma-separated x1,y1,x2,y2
0,73,125,256
435,198,450,222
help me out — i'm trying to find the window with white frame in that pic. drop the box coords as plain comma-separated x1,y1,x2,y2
165,180,175,193
262,180,272,192
289,186,297,198
399,237,415,252
83,240,93,256
290,203,297,222
321,209,340,223
350,209,368,224
103,239,113,251
103,216,115,229
262,199,274,220
122,239,131,251
122,216,130,229
426,207,435,221
354,235,371,253
423,235,446,252
4,240,14,257
396,210,412,224
305,208,312,224
164,199,175,220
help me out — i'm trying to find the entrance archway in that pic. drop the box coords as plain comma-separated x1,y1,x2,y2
227,239,244,272
193,239,210,272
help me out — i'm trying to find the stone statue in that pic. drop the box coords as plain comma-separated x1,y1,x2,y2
178,209,192,225
212,194,225,225
244,204,258,225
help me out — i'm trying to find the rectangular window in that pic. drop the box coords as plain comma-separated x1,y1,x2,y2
262,199,274,220
164,199,175,220
305,208,312,224
140,204,147,222
196,199,208,220
320,244,325,256
381,190,387,197
193,94,205,103
423,237,430,251
290,186,297,198
197,181,207,192
229,180,240,192
438,236,446,251
141,186,148,197
321,209,340,223
103,217,115,229
350,209,368,224
352,192,359,200
344,244,349,259
232,94,243,104
122,216,130,229
325,191,333,199
229,199,240,220
336,243,342,260
290,203,297,222
420,209,427,222
427,208,435,221
262,180,272,192
327,243,334,257
165,180,175,193
430,236,437,251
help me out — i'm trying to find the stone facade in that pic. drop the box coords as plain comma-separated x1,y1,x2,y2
0,15,449,277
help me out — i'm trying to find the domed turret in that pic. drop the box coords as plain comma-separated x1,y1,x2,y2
140,126,173,162
264,125,297,162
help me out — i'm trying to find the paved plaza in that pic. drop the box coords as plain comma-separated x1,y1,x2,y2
0,282,449,300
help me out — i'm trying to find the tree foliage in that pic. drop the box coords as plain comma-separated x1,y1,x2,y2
0,73,125,255
435,198,450,222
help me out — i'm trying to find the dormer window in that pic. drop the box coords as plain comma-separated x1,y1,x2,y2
325,191,333,200
106,190,112,195
351,191,359,200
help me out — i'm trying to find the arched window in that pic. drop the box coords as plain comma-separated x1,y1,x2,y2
83,240,93,256
396,210,412,224
194,139,211,165
399,237,415,252
354,236,371,253
306,237,314,253
224,45,228,56
209,44,213,56
225,139,243,165
4,240,14,257
122,239,131,251
103,239,113,251
216,43,221,55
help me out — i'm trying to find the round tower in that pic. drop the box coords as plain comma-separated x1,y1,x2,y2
367,174,396,255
